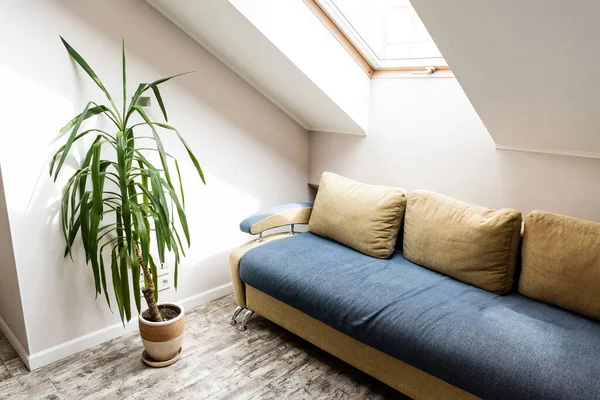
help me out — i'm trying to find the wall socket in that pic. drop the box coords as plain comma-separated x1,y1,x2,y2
136,96,151,107
140,264,171,293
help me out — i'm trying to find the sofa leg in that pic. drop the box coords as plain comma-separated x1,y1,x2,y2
229,306,244,325
238,310,255,331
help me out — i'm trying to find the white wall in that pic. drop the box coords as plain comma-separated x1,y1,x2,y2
0,0,309,362
229,0,370,133
0,166,28,352
310,77,600,222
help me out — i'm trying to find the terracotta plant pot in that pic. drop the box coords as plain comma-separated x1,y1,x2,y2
138,303,185,362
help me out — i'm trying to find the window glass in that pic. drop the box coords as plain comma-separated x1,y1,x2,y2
322,0,446,67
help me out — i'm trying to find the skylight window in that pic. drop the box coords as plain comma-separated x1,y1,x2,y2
314,0,447,71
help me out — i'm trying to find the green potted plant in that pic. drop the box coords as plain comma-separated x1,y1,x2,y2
51,37,205,365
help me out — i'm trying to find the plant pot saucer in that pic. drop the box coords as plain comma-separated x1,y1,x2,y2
141,347,182,368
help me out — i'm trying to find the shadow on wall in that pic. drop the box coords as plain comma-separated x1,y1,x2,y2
0,165,29,352
493,149,600,221
308,130,366,183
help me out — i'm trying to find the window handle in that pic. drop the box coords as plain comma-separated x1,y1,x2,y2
411,67,437,75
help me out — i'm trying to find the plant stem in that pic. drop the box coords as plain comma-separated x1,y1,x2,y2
136,247,163,322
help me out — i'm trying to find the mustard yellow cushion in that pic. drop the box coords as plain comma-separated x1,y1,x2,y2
403,190,522,294
519,211,600,320
308,172,407,259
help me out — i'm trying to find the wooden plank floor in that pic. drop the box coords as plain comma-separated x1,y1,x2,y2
0,295,407,399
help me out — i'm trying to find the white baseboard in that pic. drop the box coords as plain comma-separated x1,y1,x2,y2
0,314,30,370
28,317,138,371
176,282,234,313
27,282,233,370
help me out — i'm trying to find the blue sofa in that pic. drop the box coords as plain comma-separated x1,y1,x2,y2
229,194,600,399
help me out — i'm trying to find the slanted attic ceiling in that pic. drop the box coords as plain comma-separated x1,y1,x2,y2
411,0,600,158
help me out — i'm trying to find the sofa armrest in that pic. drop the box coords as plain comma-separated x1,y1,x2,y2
239,202,313,235
229,233,291,307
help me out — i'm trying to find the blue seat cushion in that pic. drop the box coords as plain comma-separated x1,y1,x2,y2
239,232,600,400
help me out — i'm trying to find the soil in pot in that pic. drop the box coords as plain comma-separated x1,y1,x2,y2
142,305,181,322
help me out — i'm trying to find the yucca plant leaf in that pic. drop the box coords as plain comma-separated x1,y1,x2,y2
153,122,205,184
136,180,171,252
89,143,105,247
148,71,193,87
60,188,70,250
151,85,168,122
115,211,130,322
127,176,142,316
132,206,150,312
99,255,111,309
63,213,81,259
174,159,185,209
89,249,101,297
78,136,103,199
51,130,116,177
69,175,81,235
88,143,106,295
138,160,149,205
152,215,166,264
170,221,186,258
117,129,134,321
125,84,148,125
160,177,189,246
145,162,170,217
111,249,125,323
80,192,91,262
132,197,149,267
116,132,132,251
53,102,92,180
60,37,122,125
133,106,174,190
122,40,127,120
59,106,111,133
130,246,141,314
116,210,124,251
119,244,131,322
60,169,84,254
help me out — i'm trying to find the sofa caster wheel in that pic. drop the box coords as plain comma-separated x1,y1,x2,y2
238,310,254,331
229,306,244,326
